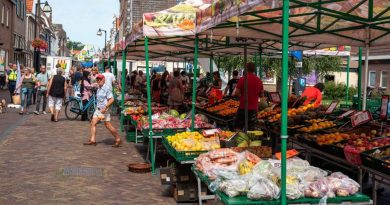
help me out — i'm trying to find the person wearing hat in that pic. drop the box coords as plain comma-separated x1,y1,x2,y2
46,68,67,122
84,74,121,147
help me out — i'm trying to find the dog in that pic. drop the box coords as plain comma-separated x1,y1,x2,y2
0,99,6,113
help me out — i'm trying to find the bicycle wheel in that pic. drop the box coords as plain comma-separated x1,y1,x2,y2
87,104,96,121
65,99,81,120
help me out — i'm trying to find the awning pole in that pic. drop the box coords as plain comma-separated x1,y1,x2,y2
191,36,199,131
259,46,263,79
357,47,363,110
281,0,290,204
244,45,248,132
362,44,369,111
114,52,117,77
120,47,126,132
254,52,258,76
346,56,350,105
145,36,155,174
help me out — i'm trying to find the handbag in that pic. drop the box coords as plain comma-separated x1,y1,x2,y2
12,94,21,105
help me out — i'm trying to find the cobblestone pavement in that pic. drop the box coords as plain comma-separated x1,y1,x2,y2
0,110,176,205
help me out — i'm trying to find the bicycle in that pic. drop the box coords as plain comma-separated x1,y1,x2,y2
64,90,97,121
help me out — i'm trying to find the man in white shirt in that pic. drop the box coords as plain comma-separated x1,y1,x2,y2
102,67,120,91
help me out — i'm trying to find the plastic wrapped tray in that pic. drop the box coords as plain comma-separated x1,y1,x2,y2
361,145,390,175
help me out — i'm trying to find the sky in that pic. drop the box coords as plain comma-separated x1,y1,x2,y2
48,0,119,50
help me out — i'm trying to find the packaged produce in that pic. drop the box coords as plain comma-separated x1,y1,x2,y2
304,178,330,198
247,177,280,200
219,178,249,197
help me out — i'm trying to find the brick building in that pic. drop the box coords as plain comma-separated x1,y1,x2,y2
0,0,14,70
53,24,68,56
12,0,27,65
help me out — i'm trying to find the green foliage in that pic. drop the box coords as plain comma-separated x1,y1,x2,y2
303,56,343,79
323,81,357,101
66,41,85,51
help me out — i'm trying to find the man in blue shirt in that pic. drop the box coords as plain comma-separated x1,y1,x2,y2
83,74,121,147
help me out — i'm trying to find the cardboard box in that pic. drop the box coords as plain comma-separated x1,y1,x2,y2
160,167,176,185
173,183,198,202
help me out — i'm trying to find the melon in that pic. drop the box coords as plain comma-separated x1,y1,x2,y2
169,109,180,117
180,113,187,119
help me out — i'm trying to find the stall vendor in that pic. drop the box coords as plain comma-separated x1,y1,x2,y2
233,62,264,130
301,83,325,108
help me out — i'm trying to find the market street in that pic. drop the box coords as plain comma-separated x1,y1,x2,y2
0,93,175,205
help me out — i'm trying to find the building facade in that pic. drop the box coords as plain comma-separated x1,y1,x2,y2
53,24,68,56
12,0,27,65
0,0,14,69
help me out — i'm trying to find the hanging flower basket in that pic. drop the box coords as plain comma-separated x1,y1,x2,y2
32,38,49,50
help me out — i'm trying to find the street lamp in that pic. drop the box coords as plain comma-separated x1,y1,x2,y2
97,28,107,53
34,0,52,73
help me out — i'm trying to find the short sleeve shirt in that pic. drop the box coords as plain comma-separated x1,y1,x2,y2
36,72,49,91
96,84,113,110
227,78,239,96
236,73,264,111
103,72,115,90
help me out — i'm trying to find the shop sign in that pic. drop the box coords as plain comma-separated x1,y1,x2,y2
380,95,389,120
268,92,281,103
337,110,356,119
351,111,372,127
325,101,339,114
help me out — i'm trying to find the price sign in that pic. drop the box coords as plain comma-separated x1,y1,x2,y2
325,101,339,114
337,110,356,119
269,92,281,103
351,111,372,127
380,95,389,120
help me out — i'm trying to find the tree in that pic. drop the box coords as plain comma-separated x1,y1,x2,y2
302,56,343,80
215,56,244,80
66,41,85,51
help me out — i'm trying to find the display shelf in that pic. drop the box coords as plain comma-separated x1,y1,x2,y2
162,137,206,163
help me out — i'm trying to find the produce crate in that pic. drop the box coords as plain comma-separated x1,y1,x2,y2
217,191,371,205
324,144,346,159
361,145,390,175
162,137,207,162
173,182,198,202
191,166,213,186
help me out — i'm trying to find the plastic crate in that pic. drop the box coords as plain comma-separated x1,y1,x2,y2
162,137,207,162
361,145,390,175
217,191,371,205
191,166,213,186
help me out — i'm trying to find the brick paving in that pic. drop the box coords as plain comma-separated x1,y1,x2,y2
0,110,177,204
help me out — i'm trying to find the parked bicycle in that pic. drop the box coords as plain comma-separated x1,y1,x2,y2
64,89,97,121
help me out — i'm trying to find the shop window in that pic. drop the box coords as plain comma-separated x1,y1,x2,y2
369,71,376,87
6,7,9,27
381,71,388,88
1,5,4,25
324,75,335,82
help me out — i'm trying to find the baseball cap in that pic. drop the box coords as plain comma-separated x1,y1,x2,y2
96,74,105,80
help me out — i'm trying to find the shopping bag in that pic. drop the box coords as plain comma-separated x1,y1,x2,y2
12,94,21,105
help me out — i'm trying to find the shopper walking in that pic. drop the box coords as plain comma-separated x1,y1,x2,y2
151,73,162,103
6,64,18,104
83,74,121,147
168,71,184,110
15,68,36,115
34,65,50,115
46,68,67,122
90,67,99,83
102,67,119,90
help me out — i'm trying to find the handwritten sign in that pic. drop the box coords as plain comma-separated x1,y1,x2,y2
380,95,389,120
337,110,356,119
351,111,372,127
325,101,339,114
269,92,281,103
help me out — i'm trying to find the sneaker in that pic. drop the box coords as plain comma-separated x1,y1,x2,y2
42,111,47,115
34,111,40,115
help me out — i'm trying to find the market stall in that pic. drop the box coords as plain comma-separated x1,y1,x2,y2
119,0,390,204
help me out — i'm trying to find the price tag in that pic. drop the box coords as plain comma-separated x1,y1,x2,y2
351,111,372,127
337,110,356,119
325,101,339,114
380,95,389,120
269,92,281,103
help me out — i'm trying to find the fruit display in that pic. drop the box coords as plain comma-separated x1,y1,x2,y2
166,131,220,151
236,132,264,148
315,133,350,145
218,131,236,140
298,121,336,133
305,119,326,124
123,106,145,115
268,104,314,122
140,112,213,129
257,107,281,119
205,99,239,116
369,147,390,158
